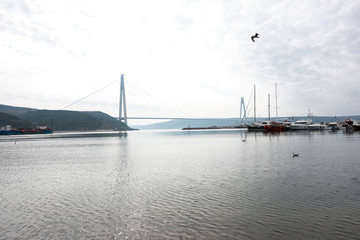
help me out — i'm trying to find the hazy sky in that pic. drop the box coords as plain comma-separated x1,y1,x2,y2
1,0,360,125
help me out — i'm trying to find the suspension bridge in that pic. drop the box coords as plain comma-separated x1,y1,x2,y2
117,74,250,125
64,74,250,125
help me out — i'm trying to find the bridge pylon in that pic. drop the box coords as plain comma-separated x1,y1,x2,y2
119,74,128,124
240,97,247,124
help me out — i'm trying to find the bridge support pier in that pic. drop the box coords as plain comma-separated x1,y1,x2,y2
119,74,128,124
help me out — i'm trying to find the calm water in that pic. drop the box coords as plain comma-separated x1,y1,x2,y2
0,130,360,240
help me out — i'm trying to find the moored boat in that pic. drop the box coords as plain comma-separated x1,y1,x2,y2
0,125,53,135
290,110,313,130
290,119,312,130
342,118,360,131
309,122,326,131
247,121,267,131
264,121,287,132
325,122,340,131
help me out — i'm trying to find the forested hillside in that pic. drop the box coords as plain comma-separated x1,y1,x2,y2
0,104,132,131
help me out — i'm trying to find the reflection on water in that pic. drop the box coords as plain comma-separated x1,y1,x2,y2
0,130,360,239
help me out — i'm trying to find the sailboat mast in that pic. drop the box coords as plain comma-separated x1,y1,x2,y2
254,85,256,123
268,93,270,121
275,83,278,120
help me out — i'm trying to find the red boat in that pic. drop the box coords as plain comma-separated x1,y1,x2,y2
264,121,287,132
0,125,53,135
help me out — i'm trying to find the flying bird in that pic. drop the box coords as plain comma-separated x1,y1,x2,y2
251,33,260,42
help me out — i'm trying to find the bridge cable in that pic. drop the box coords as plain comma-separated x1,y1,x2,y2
61,79,119,110
126,80,196,118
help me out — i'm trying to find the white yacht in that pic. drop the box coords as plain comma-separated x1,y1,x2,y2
309,122,326,130
325,122,340,131
290,119,312,130
290,110,313,130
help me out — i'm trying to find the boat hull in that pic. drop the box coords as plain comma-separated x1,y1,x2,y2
247,125,265,131
264,122,287,132
290,125,309,130
0,129,53,135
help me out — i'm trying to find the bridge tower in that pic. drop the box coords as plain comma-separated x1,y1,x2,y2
119,74,128,124
240,97,247,124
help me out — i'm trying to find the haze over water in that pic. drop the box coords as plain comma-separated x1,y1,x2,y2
1,130,360,239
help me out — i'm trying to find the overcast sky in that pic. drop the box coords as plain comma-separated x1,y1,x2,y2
1,0,359,125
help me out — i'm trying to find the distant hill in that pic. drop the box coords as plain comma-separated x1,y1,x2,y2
0,112,32,128
0,104,35,117
0,104,133,131
132,115,360,130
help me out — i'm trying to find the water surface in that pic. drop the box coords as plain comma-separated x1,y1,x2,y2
1,130,360,239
